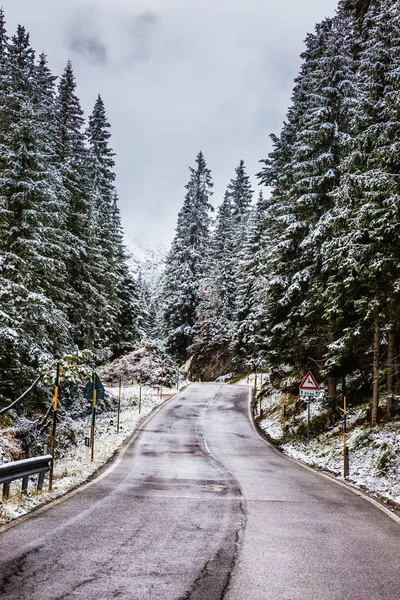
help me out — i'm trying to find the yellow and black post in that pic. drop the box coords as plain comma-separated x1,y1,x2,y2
117,377,121,434
160,367,164,399
49,362,61,491
139,374,142,415
90,372,97,462
344,395,349,477
283,392,287,426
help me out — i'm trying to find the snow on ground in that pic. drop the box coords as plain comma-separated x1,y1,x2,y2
258,390,400,508
230,373,270,388
0,385,176,526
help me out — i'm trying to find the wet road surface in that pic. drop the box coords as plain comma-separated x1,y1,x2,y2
0,383,399,599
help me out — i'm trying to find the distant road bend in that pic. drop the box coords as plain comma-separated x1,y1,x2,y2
0,383,399,599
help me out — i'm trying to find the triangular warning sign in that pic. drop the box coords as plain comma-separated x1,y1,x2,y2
299,371,319,390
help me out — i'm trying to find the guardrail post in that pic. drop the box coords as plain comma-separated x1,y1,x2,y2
37,471,45,491
3,482,10,499
22,475,29,494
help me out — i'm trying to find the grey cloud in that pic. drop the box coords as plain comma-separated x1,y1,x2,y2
69,36,107,65
2,0,340,246
130,11,160,62
65,7,108,65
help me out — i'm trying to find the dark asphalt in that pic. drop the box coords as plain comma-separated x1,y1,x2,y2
0,384,399,599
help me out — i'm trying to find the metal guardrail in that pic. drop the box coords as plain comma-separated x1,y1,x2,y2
0,454,53,499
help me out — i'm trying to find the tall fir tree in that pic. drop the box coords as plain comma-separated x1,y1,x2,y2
162,152,213,363
56,61,97,348
0,26,71,397
324,0,400,422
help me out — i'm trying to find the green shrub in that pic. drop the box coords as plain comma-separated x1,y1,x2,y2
376,444,397,476
352,428,372,450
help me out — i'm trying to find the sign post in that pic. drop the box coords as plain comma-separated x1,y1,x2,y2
283,391,287,433
299,371,319,445
343,396,349,477
84,373,105,462
139,374,142,415
160,367,164,399
117,377,121,434
91,372,97,462
49,362,61,491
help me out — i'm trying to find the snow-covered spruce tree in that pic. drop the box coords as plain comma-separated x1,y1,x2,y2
0,26,72,400
191,192,236,373
0,7,9,252
233,191,272,367
257,12,355,387
162,151,213,363
324,0,400,423
85,94,119,351
193,161,253,368
56,60,97,349
283,13,355,399
108,191,141,356
86,95,139,357
227,160,254,256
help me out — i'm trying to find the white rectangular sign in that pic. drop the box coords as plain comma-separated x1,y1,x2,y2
300,389,319,397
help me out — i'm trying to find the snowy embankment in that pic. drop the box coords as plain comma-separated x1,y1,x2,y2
231,376,400,508
0,385,174,526
258,391,400,508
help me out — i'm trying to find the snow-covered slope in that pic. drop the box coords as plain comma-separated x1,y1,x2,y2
124,236,167,293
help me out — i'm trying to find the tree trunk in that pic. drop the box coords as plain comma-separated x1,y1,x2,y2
371,320,380,426
327,320,337,402
327,376,337,399
387,329,395,416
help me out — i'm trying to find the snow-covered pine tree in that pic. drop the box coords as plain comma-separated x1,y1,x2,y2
192,191,236,368
257,11,354,384
284,13,355,397
56,61,98,349
0,7,8,251
108,191,141,356
85,94,117,349
324,0,400,423
227,160,253,255
0,26,71,398
86,94,138,357
162,151,213,363
233,191,272,366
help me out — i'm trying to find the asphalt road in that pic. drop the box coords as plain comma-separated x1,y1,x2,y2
0,383,399,599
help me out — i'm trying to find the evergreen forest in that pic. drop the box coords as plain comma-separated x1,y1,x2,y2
0,10,145,410
161,0,400,425
1,0,400,429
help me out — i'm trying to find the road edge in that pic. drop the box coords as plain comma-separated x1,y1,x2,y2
0,388,186,533
246,387,400,527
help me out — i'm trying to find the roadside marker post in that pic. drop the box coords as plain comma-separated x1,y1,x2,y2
83,373,104,462
117,377,121,434
283,391,287,432
49,362,61,491
344,396,349,477
91,372,97,462
299,371,319,445
139,374,142,415
160,367,164,399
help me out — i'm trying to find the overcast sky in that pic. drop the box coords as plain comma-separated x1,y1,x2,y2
3,0,338,247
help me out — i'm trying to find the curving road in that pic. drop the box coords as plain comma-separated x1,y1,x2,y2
0,383,399,599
